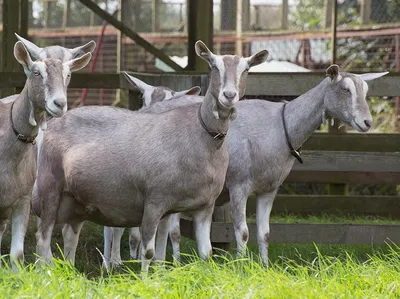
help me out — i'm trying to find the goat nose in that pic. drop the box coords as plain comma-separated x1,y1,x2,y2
223,91,237,100
53,99,66,109
364,119,372,129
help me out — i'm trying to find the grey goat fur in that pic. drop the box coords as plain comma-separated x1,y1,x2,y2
0,41,92,270
108,65,387,266
32,41,269,272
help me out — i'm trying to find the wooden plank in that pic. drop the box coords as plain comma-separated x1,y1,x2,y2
181,219,400,244
245,73,400,97
361,0,371,25
292,151,400,173
286,171,400,184
210,222,400,244
246,195,400,218
304,133,400,152
77,0,183,71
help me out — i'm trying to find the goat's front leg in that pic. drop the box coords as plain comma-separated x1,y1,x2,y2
128,227,141,260
0,218,9,267
10,196,30,270
229,186,250,257
256,189,277,267
62,222,84,266
140,204,164,273
193,206,214,260
154,215,171,261
169,213,181,262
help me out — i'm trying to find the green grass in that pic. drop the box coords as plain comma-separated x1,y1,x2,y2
1,246,400,298
1,215,400,298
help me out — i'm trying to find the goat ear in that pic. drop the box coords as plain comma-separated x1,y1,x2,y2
247,49,269,68
71,40,96,55
14,41,34,72
174,86,202,97
358,72,389,81
64,52,92,72
195,40,215,65
14,33,43,60
123,73,153,93
326,64,342,83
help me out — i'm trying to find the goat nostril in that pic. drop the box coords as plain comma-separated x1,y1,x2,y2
223,91,237,100
53,99,65,109
364,119,372,128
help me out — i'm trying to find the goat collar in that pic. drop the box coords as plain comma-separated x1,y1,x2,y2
10,101,38,145
198,104,227,140
282,103,303,164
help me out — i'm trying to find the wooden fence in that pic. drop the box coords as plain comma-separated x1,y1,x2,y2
2,71,400,245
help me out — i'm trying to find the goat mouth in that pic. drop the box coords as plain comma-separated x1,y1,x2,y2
45,106,63,118
218,98,235,109
351,120,368,132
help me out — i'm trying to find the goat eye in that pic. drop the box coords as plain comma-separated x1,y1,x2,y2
341,88,350,93
33,70,41,76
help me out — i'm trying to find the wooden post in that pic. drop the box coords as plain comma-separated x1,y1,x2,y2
20,0,28,38
324,0,333,28
114,0,122,106
281,0,289,29
2,0,20,97
236,0,243,56
328,0,347,195
361,0,371,25
212,205,231,251
395,35,400,130
187,0,213,72
152,0,160,32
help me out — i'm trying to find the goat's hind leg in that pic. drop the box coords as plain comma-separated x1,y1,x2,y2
169,213,181,262
256,189,277,267
128,227,141,260
62,222,84,266
140,203,165,273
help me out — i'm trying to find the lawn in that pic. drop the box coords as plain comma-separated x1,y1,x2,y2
0,215,399,298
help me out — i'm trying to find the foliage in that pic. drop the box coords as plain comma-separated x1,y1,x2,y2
289,0,324,30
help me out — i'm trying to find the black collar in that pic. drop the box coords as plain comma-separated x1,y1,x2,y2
198,104,227,140
10,101,38,145
282,103,303,164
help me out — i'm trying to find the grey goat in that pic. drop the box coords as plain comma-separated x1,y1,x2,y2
0,41,91,269
110,65,388,267
32,41,269,272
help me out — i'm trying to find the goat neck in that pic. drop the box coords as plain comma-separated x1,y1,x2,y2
284,78,329,150
200,90,232,138
10,86,43,143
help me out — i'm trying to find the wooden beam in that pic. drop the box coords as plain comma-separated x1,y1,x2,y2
324,0,333,28
304,133,400,152
246,195,400,218
361,0,371,25
244,72,400,97
292,151,400,173
187,0,213,71
77,0,183,71
286,171,400,185
210,222,400,244
281,0,289,30
20,0,29,38
152,0,160,32
181,219,400,245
